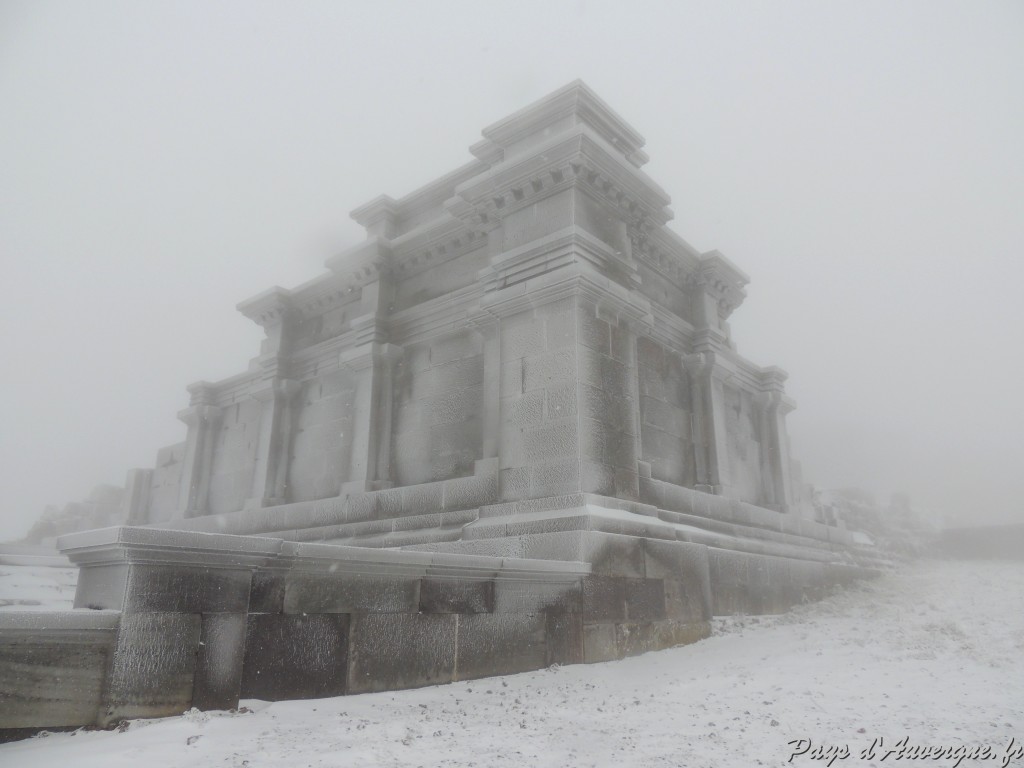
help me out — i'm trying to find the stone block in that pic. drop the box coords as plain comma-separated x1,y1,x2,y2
582,531,646,577
609,323,632,364
419,578,494,614
432,356,484,392
642,539,712,620
500,359,523,397
0,617,115,729
531,460,580,496
401,482,444,515
284,574,419,614
443,472,496,511
393,511,443,531
545,612,584,665
614,467,640,499
507,390,545,428
347,613,457,694
578,310,611,354
430,332,480,366
500,466,531,500
615,619,710,657
492,580,581,614
522,421,578,461
377,488,404,518
240,614,348,701
582,622,618,663
522,350,576,392
102,613,200,724
455,614,547,680
73,564,129,611
192,613,246,711
636,336,664,369
544,307,576,350
427,387,479,426
120,564,253,613
546,383,577,419
580,576,626,622
578,383,615,426
624,578,666,622
578,347,630,398
504,514,591,538
501,315,545,360
581,460,616,495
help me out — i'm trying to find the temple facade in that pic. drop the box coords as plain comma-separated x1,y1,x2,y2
125,81,812,550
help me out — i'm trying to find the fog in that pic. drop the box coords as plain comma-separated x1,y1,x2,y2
1,0,1021,541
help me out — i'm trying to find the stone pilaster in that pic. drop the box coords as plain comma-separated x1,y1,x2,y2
177,383,222,518
339,341,403,492
754,391,778,507
684,352,731,495
758,368,796,512
468,312,501,460
122,468,153,525
246,378,302,509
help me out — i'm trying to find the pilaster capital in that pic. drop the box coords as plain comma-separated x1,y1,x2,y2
465,309,499,338
683,351,713,378
186,381,218,407
177,404,223,428
325,237,394,283
691,327,730,354
758,365,789,393
687,250,749,320
251,378,303,403
350,312,390,347
236,287,296,328
349,195,400,238
340,342,403,373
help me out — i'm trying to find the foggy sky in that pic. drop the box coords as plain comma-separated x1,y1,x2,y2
1,0,1022,540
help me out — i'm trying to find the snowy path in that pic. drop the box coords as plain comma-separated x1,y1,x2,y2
3,559,1022,767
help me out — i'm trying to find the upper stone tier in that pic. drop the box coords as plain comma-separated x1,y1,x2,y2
257,81,747,339
470,79,650,168
342,80,672,245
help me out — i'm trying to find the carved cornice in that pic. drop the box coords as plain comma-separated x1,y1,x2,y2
236,287,296,328
633,227,702,289
349,195,400,237
177,403,222,428
472,80,649,169
688,250,749,320
325,236,394,288
186,381,219,407
390,218,489,280
449,129,672,236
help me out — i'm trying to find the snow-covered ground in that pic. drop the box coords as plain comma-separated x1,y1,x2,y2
3,559,1022,767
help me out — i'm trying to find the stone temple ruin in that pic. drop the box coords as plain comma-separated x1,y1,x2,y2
0,82,875,733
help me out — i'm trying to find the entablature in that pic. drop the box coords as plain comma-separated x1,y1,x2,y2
449,127,672,238
471,79,649,169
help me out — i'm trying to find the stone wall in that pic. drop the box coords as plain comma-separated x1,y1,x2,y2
0,525,874,735
147,442,183,522
392,330,484,486
207,399,261,514
288,369,355,501
637,336,696,488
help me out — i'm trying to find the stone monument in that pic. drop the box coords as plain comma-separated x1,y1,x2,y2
0,82,872,734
